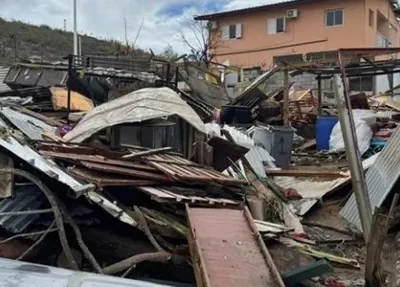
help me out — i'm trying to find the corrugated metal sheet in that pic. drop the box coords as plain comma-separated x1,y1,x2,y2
64,87,206,143
274,176,349,215
0,186,45,233
0,258,169,287
0,118,94,195
186,207,284,287
274,153,380,216
0,107,57,140
274,176,349,199
341,126,400,231
0,68,11,93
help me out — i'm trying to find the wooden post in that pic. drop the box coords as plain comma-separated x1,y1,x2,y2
317,75,322,116
283,69,290,126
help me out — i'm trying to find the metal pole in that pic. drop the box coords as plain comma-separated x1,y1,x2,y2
174,66,179,90
73,0,78,56
67,55,72,125
334,53,372,241
166,64,171,87
283,69,290,126
317,75,322,116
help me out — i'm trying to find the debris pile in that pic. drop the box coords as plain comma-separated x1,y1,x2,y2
0,49,400,287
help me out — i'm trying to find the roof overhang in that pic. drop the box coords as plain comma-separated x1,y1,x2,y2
195,0,400,21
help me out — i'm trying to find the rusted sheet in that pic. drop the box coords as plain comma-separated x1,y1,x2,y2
79,161,169,181
186,206,285,287
68,167,161,187
139,187,240,206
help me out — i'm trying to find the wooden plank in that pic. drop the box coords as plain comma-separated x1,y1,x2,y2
186,206,285,287
265,169,347,178
122,147,173,159
79,161,169,181
68,167,160,187
41,151,158,172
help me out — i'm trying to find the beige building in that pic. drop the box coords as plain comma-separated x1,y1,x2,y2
195,0,400,70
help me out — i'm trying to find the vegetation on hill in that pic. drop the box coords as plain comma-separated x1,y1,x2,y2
0,18,149,65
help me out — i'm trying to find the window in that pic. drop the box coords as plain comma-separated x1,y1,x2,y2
325,9,343,26
369,9,374,27
377,32,389,47
268,17,285,34
349,76,373,92
221,23,242,40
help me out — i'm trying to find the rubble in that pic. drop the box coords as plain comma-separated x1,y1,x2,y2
0,49,400,287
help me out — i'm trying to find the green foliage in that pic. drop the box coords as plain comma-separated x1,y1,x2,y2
0,18,149,65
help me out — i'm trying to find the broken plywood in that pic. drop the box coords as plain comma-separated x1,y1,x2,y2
186,206,285,287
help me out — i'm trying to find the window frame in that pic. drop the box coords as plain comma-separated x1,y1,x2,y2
369,9,374,27
268,16,286,35
325,9,344,27
221,23,242,40
229,25,236,39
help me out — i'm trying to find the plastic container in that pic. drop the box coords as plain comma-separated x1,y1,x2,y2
316,116,338,151
253,126,295,168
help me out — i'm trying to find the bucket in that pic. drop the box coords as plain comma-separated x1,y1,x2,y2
316,116,338,151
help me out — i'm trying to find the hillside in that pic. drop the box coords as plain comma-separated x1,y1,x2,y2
0,18,147,65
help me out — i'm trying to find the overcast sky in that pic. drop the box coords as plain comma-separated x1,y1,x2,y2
0,0,280,54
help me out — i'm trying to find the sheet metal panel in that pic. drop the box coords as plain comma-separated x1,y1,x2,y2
14,68,42,86
0,258,168,287
341,126,400,231
0,68,11,92
0,118,94,195
186,207,284,287
0,186,45,233
0,107,57,140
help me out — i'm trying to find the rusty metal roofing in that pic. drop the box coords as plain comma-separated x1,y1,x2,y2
0,67,11,93
341,126,400,232
64,87,206,143
186,207,285,287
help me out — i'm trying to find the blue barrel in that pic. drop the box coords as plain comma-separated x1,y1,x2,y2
316,116,338,151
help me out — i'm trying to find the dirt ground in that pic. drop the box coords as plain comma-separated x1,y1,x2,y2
299,199,399,286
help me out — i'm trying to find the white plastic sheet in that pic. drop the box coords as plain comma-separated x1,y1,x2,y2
329,119,373,155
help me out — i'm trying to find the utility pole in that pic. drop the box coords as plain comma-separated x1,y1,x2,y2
64,19,67,32
73,0,78,56
123,17,128,47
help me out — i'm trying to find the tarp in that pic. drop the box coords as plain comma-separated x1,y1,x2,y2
64,87,206,143
50,87,94,112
